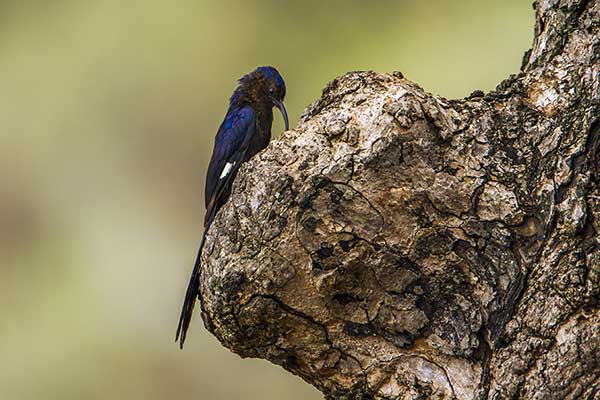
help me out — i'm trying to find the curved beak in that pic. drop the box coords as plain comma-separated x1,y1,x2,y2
273,99,289,131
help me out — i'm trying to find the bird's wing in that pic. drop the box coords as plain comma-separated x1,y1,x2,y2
175,105,256,348
204,105,256,221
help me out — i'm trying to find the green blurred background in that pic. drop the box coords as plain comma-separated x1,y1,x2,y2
0,1,533,399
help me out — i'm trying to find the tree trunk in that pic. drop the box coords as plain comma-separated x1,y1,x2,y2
198,1,599,398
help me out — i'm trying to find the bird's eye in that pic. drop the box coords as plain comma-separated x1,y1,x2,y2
269,88,275,94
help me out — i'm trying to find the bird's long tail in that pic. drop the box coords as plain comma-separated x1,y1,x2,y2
175,206,218,349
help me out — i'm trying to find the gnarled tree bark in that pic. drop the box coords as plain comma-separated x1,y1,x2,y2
198,1,599,399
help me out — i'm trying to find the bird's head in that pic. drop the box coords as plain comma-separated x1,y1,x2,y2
236,66,289,131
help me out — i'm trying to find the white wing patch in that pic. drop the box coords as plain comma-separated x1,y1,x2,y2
219,162,235,179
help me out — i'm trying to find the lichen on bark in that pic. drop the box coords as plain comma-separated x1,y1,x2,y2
198,1,599,399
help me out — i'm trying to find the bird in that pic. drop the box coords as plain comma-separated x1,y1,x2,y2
176,66,289,348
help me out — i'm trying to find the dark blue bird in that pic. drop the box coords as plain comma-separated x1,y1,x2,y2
176,66,289,348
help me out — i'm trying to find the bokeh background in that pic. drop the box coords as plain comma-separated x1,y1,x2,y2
1,1,533,399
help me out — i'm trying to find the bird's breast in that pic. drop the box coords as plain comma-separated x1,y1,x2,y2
246,112,272,160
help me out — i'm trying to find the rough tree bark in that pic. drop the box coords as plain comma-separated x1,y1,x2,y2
198,1,599,399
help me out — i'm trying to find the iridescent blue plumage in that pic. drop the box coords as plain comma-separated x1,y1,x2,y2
176,66,288,348
204,106,256,213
